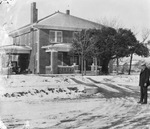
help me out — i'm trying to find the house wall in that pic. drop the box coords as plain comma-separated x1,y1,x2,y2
38,29,75,74
39,29,50,74
11,28,38,74
28,30,37,73
11,28,77,74
11,29,75,74
63,31,73,43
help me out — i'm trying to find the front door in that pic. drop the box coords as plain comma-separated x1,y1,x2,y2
18,54,30,73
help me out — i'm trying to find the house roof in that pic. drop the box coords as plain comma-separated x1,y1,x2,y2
35,11,103,30
10,11,103,36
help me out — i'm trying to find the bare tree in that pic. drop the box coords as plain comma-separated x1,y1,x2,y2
141,28,150,43
131,26,139,36
97,16,123,29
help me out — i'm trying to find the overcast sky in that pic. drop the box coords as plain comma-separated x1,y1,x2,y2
0,0,150,41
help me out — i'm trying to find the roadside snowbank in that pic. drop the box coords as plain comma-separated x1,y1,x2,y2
0,74,140,100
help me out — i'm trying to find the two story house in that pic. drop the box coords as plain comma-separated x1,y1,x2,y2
0,2,103,74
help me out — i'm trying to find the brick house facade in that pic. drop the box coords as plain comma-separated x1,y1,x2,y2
0,2,103,74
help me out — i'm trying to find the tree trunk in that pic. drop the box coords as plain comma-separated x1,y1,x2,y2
84,59,86,75
95,58,98,75
108,59,113,73
116,58,119,74
128,53,133,75
98,58,101,75
101,59,110,75
81,55,84,76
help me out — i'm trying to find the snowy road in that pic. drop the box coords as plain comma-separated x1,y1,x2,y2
1,96,150,129
1,75,150,129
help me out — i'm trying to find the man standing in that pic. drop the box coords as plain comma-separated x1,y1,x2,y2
138,62,150,104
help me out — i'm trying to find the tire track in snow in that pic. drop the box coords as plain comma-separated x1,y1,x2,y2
71,77,137,98
50,77,150,129
52,98,150,129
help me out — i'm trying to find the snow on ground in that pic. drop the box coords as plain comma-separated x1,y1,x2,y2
1,74,150,129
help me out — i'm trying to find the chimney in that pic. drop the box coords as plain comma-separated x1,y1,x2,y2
31,2,38,23
66,10,70,15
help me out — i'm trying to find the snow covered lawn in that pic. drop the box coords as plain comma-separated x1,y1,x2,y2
1,74,150,129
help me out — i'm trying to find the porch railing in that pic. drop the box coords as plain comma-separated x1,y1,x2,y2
58,66,74,74
45,66,52,74
45,64,80,74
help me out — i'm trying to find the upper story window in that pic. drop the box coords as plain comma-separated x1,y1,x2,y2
28,33,31,46
16,36,20,45
13,37,16,45
49,30,63,43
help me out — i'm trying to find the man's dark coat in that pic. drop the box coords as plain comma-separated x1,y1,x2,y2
139,67,150,87
139,67,150,103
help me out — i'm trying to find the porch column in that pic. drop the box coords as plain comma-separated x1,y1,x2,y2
51,50,58,74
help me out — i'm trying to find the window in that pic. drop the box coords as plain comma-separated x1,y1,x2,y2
16,36,20,45
25,34,28,45
13,37,16,45
49,31,55,42
56,31,62,42
49,30,62,43
20,35,25,46
28,33,31,46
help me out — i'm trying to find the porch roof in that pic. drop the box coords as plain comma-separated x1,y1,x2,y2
42,43,72,52
0,45,32,54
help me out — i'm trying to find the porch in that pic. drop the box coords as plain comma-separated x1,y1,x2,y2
0,45,32,75
42,43,102,75
42,43,80,74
